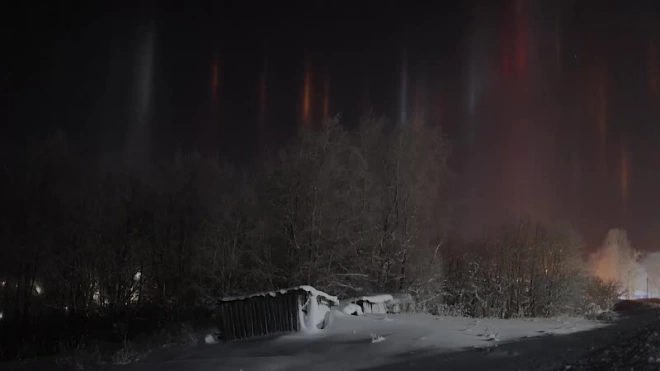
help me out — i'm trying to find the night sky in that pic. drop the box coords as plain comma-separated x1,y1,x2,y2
4,0,660,251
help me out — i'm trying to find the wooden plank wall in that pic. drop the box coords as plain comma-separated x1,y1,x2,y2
218,290,303,341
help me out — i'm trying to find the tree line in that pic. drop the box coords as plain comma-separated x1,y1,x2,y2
0,116,617,360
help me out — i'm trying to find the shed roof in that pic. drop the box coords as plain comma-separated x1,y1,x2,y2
220,285,339,305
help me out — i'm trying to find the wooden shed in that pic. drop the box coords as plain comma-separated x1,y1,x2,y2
216,285,338,341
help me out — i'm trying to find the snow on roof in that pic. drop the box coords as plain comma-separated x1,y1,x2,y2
220,285,339,305
348,294,394,304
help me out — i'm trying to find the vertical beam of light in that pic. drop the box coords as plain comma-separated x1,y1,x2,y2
135,21,155,127
620,141,630,213
597,66,608,156
466,56,480,148
258,54,268,139
211,53,220,104
500,4,513,78
467,61,478,117
399,48,408,126
322,73,329,121
466,4,485,150
125,20,156,172
513,0,528,78
259,55,267,110
207,52,221,155
650,38,658,95
302,59,312,127
570,145,581,202
555,11,562,75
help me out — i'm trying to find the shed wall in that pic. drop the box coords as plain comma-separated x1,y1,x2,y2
218,291,303,341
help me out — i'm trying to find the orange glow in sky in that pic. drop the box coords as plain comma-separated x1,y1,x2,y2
589,249,618,283
302,60,312,125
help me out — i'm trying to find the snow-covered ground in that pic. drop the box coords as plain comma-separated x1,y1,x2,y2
115,311,604,371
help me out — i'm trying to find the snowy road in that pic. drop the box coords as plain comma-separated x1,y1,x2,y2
559,309,660,371
363,309,660,371
106,310,660,371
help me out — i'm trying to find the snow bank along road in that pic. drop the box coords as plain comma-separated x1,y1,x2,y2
98,307,659,371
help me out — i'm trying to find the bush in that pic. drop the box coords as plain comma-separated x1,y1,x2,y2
581,277,620,313
427,303,468,317
440,222,598,318
154,322,198,348
111,340,147,365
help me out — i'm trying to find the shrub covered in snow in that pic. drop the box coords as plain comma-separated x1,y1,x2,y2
441,221,604,318
153,322,199,347
110,340,148,365
580,276,620,313
424,302,469,317
386,293,416,314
